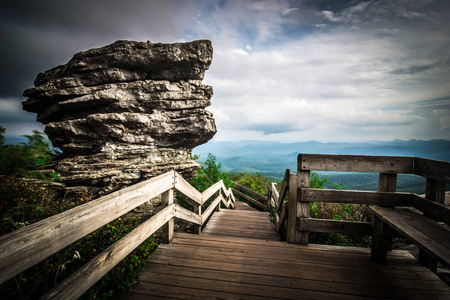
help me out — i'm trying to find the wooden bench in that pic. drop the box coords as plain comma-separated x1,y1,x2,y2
370,204,450,271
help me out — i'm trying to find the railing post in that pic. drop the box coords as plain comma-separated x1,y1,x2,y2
194,203,202,234
215,190,221,212
372,173,397,252
297,169,311,244
426,178,446,205
418,178,445,272
161,189,174,243
287,157,310,244
378,173,397,194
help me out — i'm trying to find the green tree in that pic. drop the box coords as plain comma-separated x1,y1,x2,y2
230,172,270,196
0,126,57,180
189,153,230,192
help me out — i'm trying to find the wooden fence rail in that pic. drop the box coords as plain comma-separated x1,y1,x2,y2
266,154,450,244
0,170,235,300
231,182,266,210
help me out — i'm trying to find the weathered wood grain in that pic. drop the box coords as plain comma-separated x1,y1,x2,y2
276,201,287,232
173,204,202,225
127,230,450,300
298,218,372,235
277,169,289,208
0,170,174,285
201,180,223,202
41,204,176,300
412,194,450,226
379,173,397,193
370,206,450,269
231,188,266,209
232,182,267,202
174,172,202,204
298,154,414,173
202,195,223,223
301,188,413,206
161,189,174,243
414,157,450,183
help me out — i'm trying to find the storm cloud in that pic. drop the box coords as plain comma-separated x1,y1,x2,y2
1,0,449,141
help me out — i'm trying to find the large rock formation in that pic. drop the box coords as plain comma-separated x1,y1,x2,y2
23,40,216,196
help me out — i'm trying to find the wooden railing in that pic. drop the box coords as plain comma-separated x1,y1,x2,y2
231,182,267,210
0,170,235,300
267,154,450,244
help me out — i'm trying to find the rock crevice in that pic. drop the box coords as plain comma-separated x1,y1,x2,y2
23,40,216,196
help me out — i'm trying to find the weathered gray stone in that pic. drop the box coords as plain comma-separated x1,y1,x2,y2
23,40,216,196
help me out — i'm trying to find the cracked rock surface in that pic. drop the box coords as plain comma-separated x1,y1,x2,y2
23,40,216,196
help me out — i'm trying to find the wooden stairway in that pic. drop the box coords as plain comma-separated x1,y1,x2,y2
124,201,450,300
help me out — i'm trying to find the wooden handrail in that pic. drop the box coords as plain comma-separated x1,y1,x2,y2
269,154,450,244
232,188,266,210
0,171,174,285
0,170,235,299
41,204,176,300
298,154,414,173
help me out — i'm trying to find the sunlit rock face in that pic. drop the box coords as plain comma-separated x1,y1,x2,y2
23,40,216,196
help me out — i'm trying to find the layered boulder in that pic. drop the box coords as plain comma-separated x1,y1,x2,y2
23,40,216,196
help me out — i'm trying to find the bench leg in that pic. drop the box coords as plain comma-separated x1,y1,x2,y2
419,249,438,273
371,216,390,264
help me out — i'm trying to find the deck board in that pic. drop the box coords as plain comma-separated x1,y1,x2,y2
125,201,450,299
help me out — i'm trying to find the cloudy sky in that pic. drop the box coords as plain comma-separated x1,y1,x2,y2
1,0,449,142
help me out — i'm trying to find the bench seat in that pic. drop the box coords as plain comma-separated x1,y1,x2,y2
370,206,450,270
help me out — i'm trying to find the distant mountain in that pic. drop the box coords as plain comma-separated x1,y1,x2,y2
193,139,450,180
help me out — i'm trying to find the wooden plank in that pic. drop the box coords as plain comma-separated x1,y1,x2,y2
369,206,450,269
297,170,310,245
161,189,174,243
231,188,266,210
276,169,289,208
371,215,394,264
171,235,423,266
201,180,223,203
276,200,287,232
412,194,450,226
193,203,202,234
414,157,450,183
270,182,278,208
131,281,269,300
298,154,414,173
137,271,379,300
206,218,274,227
298,218,372,235
0,170,174,285
161,242,419,272
174,172,202,204
200,231,280,241
174,204,202,225
379,173,397,193
173,232,418,259
399,208,450,251
201,195,222,223
138,263,450,299
301,188,413,206
148,248,437,284
221,195,232,209
41,204,175,300
286,173,299,243
232,182,267,202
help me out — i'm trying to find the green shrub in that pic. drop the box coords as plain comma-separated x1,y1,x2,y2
230,172,271,196
308,176,372,247
0,127,158,299
0,127,58,180
189,153,230,192
0,177,158,299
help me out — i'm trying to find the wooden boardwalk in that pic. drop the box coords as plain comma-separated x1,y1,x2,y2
125,201,450,299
